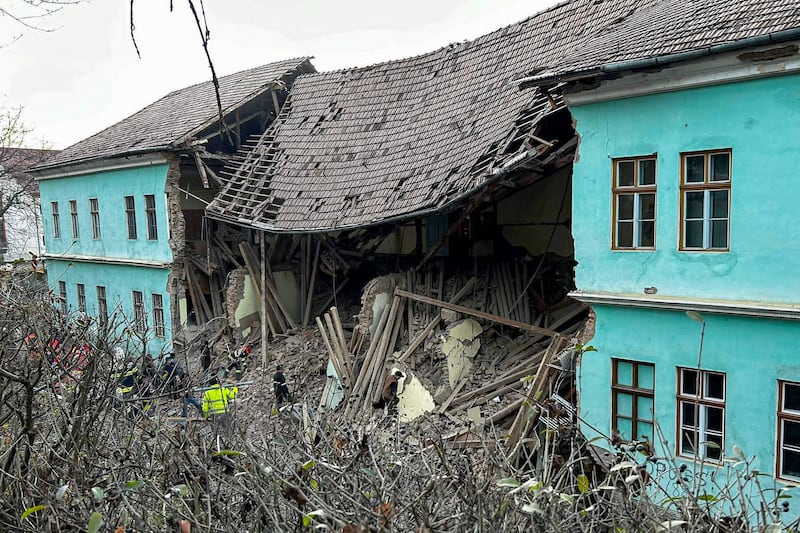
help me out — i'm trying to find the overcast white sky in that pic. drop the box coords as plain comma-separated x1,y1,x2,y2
0,0,561,149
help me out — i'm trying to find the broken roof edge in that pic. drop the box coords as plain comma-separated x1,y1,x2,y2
515,27,800,89
206,137,577,236
170,58,316,148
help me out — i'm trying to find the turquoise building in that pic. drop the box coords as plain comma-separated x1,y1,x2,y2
32,59,314,358
523,0,800,509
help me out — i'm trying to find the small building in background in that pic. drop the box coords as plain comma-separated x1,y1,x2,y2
31,58,315,358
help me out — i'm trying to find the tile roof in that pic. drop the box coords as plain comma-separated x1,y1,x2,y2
529,0,800,83
209,0,800,233
37,58,314,170
209,0,664,232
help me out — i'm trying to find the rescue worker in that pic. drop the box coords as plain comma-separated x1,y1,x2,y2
202,378,238,433
273,364,290,407
372,370,404,413
112,361,140,418
161,353,184,398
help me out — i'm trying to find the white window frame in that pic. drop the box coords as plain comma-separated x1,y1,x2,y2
97,285,108,325
612,156,657,250
51,201,61,239
58,280,67,314
77,283,86,313
125,196,137,240
680,150,731,251
69,199,79,240
132,290,146,333
677,367,726,462
144,194,158,241
152,293,165,338
89,198,101,239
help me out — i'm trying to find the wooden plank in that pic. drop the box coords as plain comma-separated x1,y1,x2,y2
395,288,558,337
438,377,468,413
302,239,322,327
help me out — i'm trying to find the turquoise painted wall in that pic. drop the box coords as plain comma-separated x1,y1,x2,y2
39,164,172,263
48,258,172,356
581,305,800,512
581,305,799,466
570,73,800,304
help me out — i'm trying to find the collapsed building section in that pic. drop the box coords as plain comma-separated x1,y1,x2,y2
204,1,651,445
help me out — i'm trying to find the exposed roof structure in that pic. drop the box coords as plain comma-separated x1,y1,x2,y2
210,0,800,233
37,58,314,171
525,0,800,84
210,0,673,232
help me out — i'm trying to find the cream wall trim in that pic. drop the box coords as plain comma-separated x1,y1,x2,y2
34,153,169,180
565,41,800,105
44,253,171,268
570,290,800,321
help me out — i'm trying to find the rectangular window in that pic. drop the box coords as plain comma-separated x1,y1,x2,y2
77,283,86,313
132,290,146,333
97,285,108,325
51,201,61,239
144,194,158,240
612,156,656,249
125,196,137,240
677,367,726,461
152,293,165,338
69,199,79,239
777,381,800,481
680,150,731,250
58,280,67,314
612,359,655,442
89,198,101,239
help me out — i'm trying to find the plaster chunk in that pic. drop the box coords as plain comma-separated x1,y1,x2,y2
397,373,435,423
442,319,482,387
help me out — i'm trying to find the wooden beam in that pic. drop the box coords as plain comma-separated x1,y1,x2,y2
394,288,558,337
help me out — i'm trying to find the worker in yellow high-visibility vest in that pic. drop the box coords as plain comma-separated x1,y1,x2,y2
202,377,238,434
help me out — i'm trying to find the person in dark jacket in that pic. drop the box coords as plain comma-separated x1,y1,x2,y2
273,364,290,406
373,371,404,411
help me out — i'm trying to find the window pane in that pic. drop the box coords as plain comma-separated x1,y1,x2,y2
705,373,724,400
638,421,654,442
639,193,655,220
705,435,722,460
711,221,728,248
710,153,730,182
784,383,800,412
639,159,656,186
706,406,723,432
637,364,654,390
617,222,633,247
685,191,704,219
681,429,697,454
685,220,703,248
784,420,800,447
618,195,634,220
685,155,705,183
616,361,633,386
681,401,697,427
711,190,728,218
682,370,698,396
616,392,633,417
639,222,654,247
617,161,635,187
637,396,653,420
617,417,633,441
783,449,800,479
